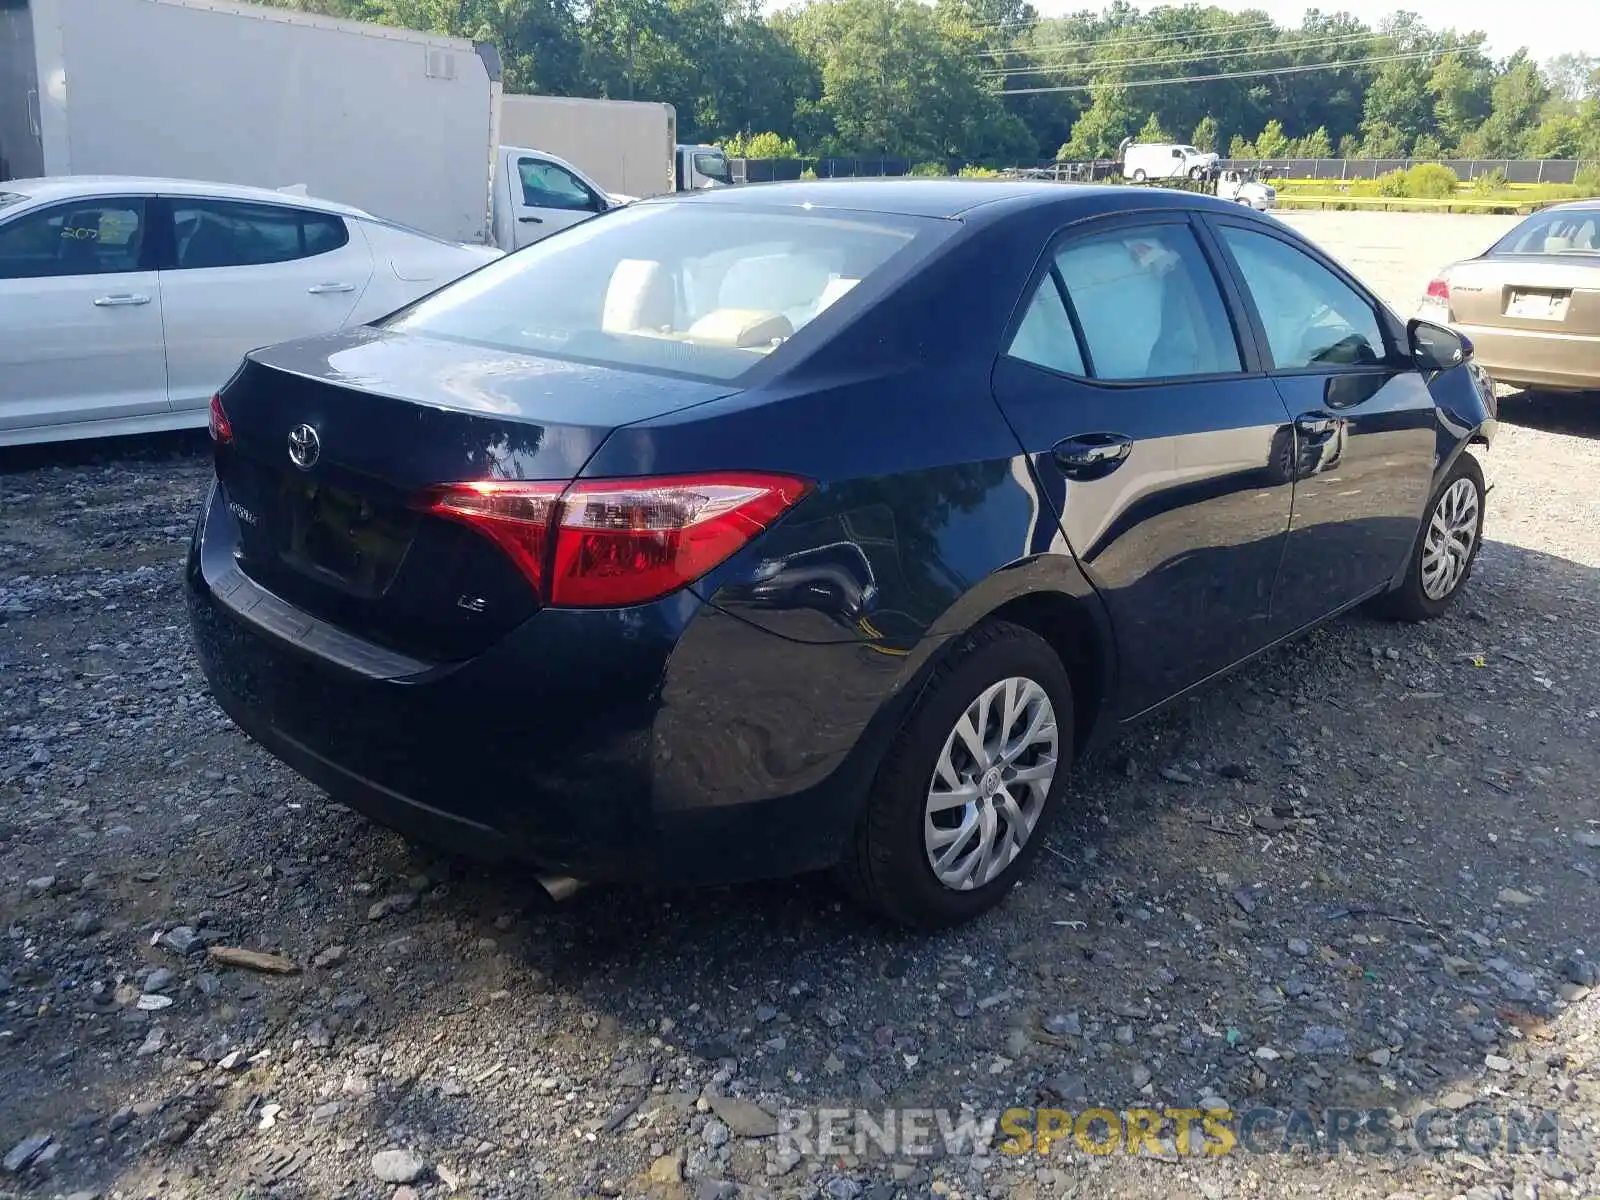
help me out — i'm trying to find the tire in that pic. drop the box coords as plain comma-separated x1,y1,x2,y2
1131,169,1147,182
1373,451,1485,622
838,621,1074,928
1189,166,1207,181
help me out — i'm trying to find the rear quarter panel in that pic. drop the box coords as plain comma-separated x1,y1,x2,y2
581,206,1108,655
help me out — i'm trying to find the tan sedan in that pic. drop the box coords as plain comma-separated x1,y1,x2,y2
1419,200,1600,392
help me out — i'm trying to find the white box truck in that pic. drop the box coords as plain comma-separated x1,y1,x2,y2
1,0,502,244
498,93,675,200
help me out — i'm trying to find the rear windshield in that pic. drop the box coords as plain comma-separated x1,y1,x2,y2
383,202,946,381
1491,210,1600,255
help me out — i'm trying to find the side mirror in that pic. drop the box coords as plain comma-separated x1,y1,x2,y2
1408,318,1473,373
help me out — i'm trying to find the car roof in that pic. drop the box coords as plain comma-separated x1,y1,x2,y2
655,177,1242,221
1537,198,1600,215
0,175,370,218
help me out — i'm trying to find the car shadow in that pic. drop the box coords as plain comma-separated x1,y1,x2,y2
241,544,1597,1127
0,429,209,474
1496,388,1600,439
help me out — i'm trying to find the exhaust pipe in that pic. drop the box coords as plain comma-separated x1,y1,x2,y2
537,873,586,902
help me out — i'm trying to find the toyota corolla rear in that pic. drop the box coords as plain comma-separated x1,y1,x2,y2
185,196,953,885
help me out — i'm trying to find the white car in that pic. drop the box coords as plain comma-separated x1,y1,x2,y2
0,176,503,447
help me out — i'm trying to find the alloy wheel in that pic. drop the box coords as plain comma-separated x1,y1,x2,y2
1420,475,1480,600
923,676,1059,891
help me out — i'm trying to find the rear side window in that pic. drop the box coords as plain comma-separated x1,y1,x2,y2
1217,225,1386,369
0,199,147,278
1053,225,1242,380
1006,275,1086,376
168,200,349,270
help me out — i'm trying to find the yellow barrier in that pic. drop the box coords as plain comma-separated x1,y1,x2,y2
1275,195,1545,214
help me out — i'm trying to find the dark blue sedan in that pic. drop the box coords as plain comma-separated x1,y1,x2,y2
187,180,1497,927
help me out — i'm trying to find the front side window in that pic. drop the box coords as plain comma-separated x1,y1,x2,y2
693,151,732,184
518,159,596,212
1218,225,1387,369
1053,224,1242,380
384,203,945,382
169,200,349,270
0,198,146,279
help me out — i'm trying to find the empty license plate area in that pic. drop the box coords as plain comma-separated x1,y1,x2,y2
281,479,414,596
1505,290,1570,320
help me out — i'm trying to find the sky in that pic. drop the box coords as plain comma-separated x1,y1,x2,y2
1025,0,1600,65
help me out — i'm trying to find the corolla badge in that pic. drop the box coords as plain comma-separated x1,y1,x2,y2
287,424,321,470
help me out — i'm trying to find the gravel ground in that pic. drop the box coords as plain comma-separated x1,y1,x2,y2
4,213,1600,1200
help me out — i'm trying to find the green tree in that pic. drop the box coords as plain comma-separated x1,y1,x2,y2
724,130,801,157
1298,125,1333,157
1361,121,1410,158
1429,52,1493,150
1458,53,1549,156
1137,112,1171,143
1254,119,1290,158
1362,56,1435,154
1191,116,1219,153
1061,81,1133,159
1544,53,1600,103
1411,131,1444,158
782,0,1028,162
1527,115,1584,158
1228,134,1257,159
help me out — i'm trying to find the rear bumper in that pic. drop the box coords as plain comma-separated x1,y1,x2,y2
186,482,903,885
1453,322,1600,392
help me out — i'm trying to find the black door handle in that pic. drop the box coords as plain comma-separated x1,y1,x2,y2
518,215,544,224
1052,433,1133,480
1295,412,1339,437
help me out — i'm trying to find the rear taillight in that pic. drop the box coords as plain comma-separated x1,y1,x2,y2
417,472,812,608
1426,278,1450,303
421,480,563,591
208,393,234,444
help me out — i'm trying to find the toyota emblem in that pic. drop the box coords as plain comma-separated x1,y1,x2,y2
287,424,321,470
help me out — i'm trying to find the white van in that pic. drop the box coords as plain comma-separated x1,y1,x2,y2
1121,143,1219,182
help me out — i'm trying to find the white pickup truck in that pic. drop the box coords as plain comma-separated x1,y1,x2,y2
1215,168,1278,211
490,145,638,251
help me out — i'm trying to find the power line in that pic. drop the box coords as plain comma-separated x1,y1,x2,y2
967,18,1288,58
1000,47,1442,96
980,29,1396,78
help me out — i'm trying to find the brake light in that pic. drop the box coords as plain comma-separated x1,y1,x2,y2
421,480,563,591
208,393,234,444
1426,278,1450,303
417,472,812,608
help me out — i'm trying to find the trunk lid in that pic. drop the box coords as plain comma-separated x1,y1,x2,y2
213,327,733,662
1447,256,1600,337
